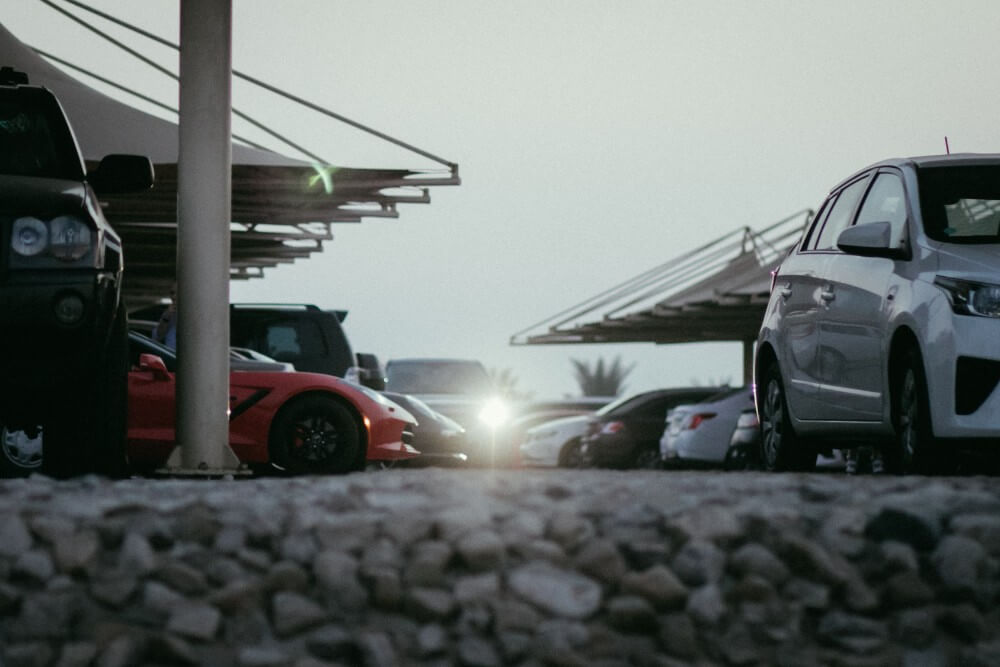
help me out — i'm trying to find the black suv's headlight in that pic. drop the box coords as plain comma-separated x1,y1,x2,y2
934,276,1000,318
11,215,93,262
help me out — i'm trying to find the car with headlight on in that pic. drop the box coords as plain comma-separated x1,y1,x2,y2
756,154,1000,474
0,331,419,477
384,357,507,464
0,67,153,478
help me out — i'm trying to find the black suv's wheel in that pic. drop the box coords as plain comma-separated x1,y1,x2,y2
0,425,43,477
759,363,815,472
269,395,361,474
887,346,941,475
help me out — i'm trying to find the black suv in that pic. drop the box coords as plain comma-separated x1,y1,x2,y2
0,68,153,477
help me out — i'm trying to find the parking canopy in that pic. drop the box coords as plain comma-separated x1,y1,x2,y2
510,211,811,376
0,21,460,307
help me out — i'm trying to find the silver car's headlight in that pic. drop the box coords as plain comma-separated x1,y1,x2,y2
935,276,1000,318
11,217,48,256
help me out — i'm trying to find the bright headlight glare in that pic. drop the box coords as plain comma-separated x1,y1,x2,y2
48,215,92,261
478,398,509,428
935,276,1000,318
11,217,48,256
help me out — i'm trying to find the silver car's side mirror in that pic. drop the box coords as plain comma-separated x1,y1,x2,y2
837,221,909,260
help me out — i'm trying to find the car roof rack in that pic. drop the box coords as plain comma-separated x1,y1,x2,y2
0,66,29,86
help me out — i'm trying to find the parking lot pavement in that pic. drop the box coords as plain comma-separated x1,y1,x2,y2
1,468,998,665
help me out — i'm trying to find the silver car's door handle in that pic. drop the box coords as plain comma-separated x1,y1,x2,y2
820,290,835,302
779,283,792,299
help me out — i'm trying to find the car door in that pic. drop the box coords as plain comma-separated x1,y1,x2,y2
126,356,178,467
817,170,908,420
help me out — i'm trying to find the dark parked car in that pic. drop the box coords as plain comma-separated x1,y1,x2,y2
580,387,722,468
381,391,468,466
0,67,153,477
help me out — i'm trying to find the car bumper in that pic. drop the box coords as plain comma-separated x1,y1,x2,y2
925,313,1000,439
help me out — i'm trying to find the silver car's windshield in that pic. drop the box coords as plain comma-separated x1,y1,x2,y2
919,165,1000,244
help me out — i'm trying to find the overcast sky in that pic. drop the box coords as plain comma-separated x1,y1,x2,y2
5,1,1000,399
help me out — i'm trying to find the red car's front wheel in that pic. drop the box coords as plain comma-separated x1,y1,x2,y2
269,395,361,475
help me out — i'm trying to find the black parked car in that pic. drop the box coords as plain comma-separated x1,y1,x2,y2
381,391,469,467
0,67,153,477
580,387,723,469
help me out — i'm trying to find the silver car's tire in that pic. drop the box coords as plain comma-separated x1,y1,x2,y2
888,346,944,475
759,363,815,472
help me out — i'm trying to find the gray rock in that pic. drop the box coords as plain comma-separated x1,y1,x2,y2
508,561,602,619
119,532,157,576
145,634,199,665
783,577,830,610
670,504,743,545
208,579,262,613
730,542,790,585
894,607,936,647
547,512,595,553
417,623,448,657
932,535,989,597
406,587,456,620
279,532,318,565
819,507,868,558
511,538,568,565
455,572,499,604
95,634,142,667
686,584,725,626
29,515,75,545
166,602,222,641
13,549,55,583
620,564,689,609
671,539,726,586
9,590,81,640
142,580,186,615
720,623,760,666
457,636,501,667
606,595,658,633
778,533,854,587
359,631,398,667
492,598,541,633
457,529,505,570
496,630,532,663
236,647,290,667
405,540,453,586
305,624,361,662
90,572,138,607
950,514,1000,555
237,547,273,572
620,539,671,569
272,591,327,637
156,559,209,595
817,611,888,654
573,538,626,585
368,567,403,610
658,612,700,659
883,570,935,608
214,524,246,554
865,505,941,551
265,560,310,592
937,602,986,642
55,641,98,667
0,514,33,558
880,540,919,574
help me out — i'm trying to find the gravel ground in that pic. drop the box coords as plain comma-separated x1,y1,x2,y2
0,468,999,666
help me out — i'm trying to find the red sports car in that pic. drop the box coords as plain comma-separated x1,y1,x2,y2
0,332,418,477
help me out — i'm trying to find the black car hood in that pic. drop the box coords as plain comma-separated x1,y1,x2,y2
0,175,87,215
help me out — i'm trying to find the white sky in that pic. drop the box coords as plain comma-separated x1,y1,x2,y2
5,1,1000,399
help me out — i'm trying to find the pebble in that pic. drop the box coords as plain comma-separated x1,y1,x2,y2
0,468,997,664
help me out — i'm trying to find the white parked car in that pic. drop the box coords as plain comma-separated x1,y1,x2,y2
660,387,754,467
756,154,1000,474
519,414,591,467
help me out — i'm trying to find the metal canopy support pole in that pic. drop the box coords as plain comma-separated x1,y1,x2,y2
167,0,240,474
742,338,755,387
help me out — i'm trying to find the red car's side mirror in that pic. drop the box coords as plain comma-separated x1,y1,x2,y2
138,353,171,381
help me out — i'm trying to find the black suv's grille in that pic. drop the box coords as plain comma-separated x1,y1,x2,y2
955,356,1000,416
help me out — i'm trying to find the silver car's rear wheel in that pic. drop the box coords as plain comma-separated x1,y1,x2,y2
759,363,814,472
1,426,43,476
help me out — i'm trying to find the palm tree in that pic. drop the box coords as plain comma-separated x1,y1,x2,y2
570,356,635,396
489,367,533,401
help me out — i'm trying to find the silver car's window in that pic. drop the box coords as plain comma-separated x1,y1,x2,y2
919,165,1000,243
854,172,908,248
811,177,869,250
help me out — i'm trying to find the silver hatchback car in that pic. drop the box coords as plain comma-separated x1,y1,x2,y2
755,154,1000,473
